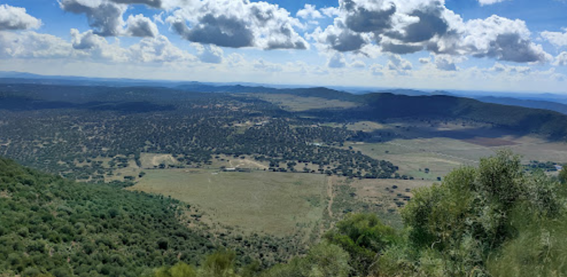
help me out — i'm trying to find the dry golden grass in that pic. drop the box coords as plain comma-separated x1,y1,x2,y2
128,169,327,238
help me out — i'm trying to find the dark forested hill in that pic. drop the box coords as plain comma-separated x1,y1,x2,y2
477,96,567,115
301,92,567,139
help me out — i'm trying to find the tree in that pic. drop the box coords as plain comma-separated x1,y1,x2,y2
324,213,398,276
559,165,567,184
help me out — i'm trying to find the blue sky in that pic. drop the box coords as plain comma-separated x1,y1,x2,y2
1,0,567,93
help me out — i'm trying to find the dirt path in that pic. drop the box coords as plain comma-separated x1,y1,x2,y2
242,159,267,169
326,175,334,218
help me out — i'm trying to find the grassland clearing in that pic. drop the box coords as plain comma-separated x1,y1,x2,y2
128,169,327,239
350,129,567,181
252,93,359,112
208,154,269,170
105,159,142,182
323,121,388,132
139,153,180,168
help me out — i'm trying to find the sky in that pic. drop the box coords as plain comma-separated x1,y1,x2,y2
1,0,567,93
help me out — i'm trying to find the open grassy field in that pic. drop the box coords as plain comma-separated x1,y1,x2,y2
351,135,567,181
207,154,269,170
128,169,327,238
252,93,359,112
139,153,180,169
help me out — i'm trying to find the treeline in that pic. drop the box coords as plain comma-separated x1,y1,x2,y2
149,151,567,277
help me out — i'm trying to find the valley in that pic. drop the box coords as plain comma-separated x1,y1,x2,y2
1,82,566,276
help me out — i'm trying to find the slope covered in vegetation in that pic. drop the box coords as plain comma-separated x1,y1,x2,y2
2,152,567,277
0,157,225,277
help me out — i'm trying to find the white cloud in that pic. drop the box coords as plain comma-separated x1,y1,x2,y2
387,54,413,74
554,52,567,66
128,35,196,64
489,62,531,74
419,57,431,64
541,28,567,48
1,28,196,65
0,4,41,31
166,0,308,50
463,15,551,63
308,23,371,53
70,29,129,62
297,4,323,20
327,52,347,68
253,59,283,72
125,14,159,38
311,0,550,64
321,7,340,18
350,60,366,69
370,64,384,76
193,43,223,64
434,55,457,71
0,31,72,59
478,0,508,6
59,0,157,37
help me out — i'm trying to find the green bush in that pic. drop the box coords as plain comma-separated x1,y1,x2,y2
378,151,566,277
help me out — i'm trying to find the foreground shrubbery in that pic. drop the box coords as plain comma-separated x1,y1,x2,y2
375,151,566,277
3,152,566,277
0,158,219,277
152,151,566,277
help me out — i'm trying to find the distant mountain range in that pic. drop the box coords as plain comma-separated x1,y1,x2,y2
2,70,567,118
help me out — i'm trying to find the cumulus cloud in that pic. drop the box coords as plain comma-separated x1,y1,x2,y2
0,4,41,31
554,52,567,66
350,60,366,68
0,31,72,59
311,0,459,54
59,0,157,37
489,62,531,74
434,55,457,71
309,24,370,52
311,0,550,64
253,59,283,72
541,28,567,48
71,28,108,50
387,54,413,74
297,4,323,20
125,14,159,38
166,0,308,50
478,0,508,6
193,43,223,64
128,35,197,63
70,29,129,62
71,29,197,63
111,0,164,8
370,64,384,76
419,57,431,64
463,15,551,63
1,28,195,65
327,52,347,68
60,0,126,36
321,7,340,18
